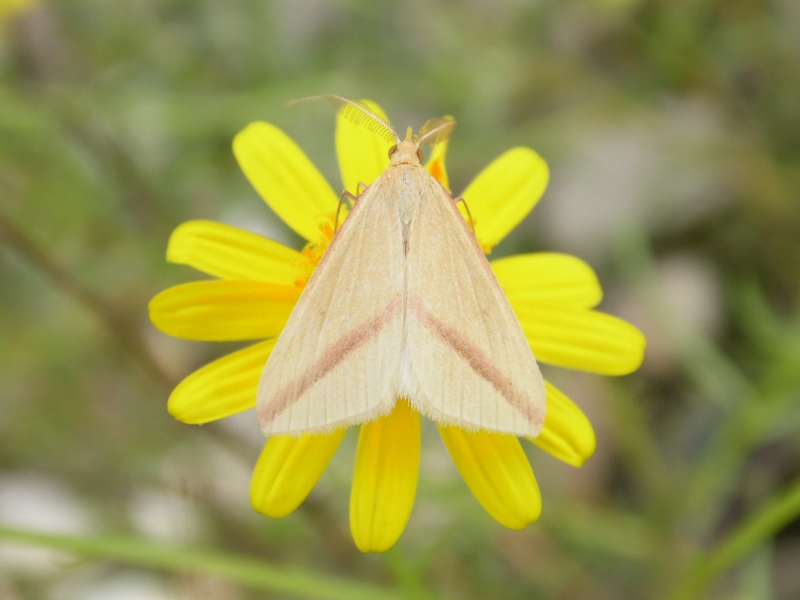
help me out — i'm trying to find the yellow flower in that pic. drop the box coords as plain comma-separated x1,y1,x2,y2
149,101,646,553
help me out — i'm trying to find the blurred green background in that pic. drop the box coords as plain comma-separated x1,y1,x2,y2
1,1,799,599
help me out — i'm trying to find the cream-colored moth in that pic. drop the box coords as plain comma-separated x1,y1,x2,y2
257,96,546,438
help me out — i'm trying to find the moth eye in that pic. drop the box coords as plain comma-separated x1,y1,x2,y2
416,148,424,162
387,144,398,158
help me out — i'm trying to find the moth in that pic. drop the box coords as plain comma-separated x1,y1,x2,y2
257,97,546,438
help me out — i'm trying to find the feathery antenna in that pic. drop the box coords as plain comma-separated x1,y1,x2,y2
415,116,456,148
286,95,400,144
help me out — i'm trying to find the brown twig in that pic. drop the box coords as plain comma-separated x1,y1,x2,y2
0,210,176,388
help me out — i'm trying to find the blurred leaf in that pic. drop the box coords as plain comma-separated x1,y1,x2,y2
668,477,800,600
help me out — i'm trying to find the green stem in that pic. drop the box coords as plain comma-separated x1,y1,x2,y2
667,477,800,600
0,526,406,600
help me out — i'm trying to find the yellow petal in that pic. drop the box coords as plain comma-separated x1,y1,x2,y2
167,220,309,284
492,252,602,309
251,430,347,518
336,100,392,195
233,122,339,244
149,281,298,341
462,147,549,252
424,138,450,191
350,400,420,553
514,305,646,375
168,339,275,424
439,427,541,529
529,382,596,467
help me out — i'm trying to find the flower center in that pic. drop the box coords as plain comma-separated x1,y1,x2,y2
294,211,344,287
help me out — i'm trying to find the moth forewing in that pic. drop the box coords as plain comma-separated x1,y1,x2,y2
400,165,547,437
255,176,405,435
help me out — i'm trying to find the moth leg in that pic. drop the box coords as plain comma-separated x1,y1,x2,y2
335,189,358,235
454,195,476,236
356,181,369,195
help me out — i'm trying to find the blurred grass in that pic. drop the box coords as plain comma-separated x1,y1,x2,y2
1,1,799,599
0,525,408,600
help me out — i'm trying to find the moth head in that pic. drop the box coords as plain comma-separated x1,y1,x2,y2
388,126,424,163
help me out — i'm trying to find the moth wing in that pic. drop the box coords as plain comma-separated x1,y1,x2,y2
257,178,404,435
404,172,546,437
